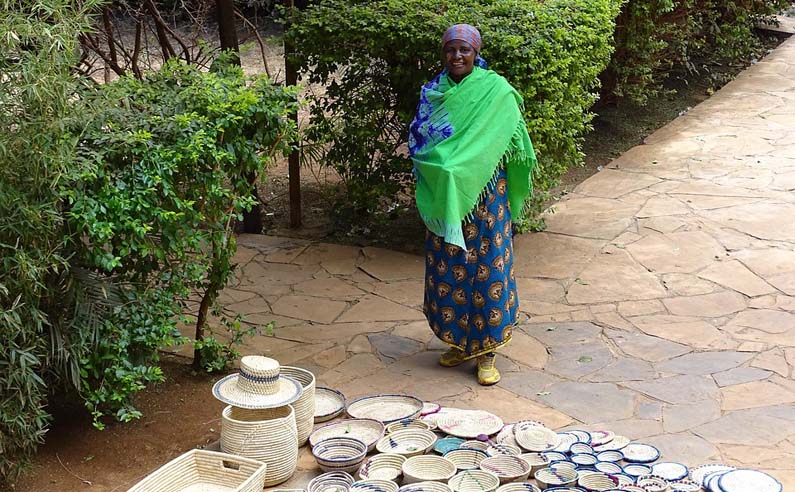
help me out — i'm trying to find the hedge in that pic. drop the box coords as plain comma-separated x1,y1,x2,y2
287,0,623,222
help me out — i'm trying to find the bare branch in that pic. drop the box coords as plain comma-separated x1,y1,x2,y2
235,9,271,78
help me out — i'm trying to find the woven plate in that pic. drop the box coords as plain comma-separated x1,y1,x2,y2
594,461,622,474
375,429,438,457
398,481,453,492
435,410,504,438
351,479,400,492
636,474,670,492
494,425,519,448
623,464,653,478
621,443,660,463
486,444,521,457
315,387,347,423
689,464,736,486
668,479,703,491
435,437,465,455
443,448,489,471
593,434,629,452
387,419,434,434
552,432,578,453
422,402,442,416
533,467,577,488
348,395,424,424
651,462,688,481
589,430,614,446
358,454,407,481
577,472,618,490
311,419,386,453
596,450,623,462
402,456,457,484
448,470,500,492
569,443,594,455
570,453,598,466
718,469,783,492
514,426,560,452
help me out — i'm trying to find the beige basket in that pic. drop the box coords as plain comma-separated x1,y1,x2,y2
448,470,500,492
402,456,457,484
478,456,531,484
351,479,400,492
282,365,316,446
358,453,407,481
127,449,267,492
220,405,298,487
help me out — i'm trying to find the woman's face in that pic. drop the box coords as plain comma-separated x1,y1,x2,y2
443,40,476,82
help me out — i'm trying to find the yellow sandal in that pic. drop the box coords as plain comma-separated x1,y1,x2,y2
477,353,501,386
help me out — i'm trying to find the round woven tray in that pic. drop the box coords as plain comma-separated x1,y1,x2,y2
486,444,520,457
595,450,623,462
571,453,598,466
448,470,500,492
220,405,298,487
313,436,368,473
311,419,386,453
351,479,400,492
621,442,660,463
460,441,489,452
358,453,407,481
594,461,622,474
315,387,347,423
434,437,465,455
281,365,316,446
435,410,504,438
623,464,653,478
402,456,457,484
532,467,577,489
569,442,594,455
478,455,531,484
518,453,549,475
514,426,560,452
347,394,424,424
495,482,541,492
443,448,489,471
494,425,518,448
589,430,615,446
552,432,578,453
421,402,441,416
577,472,618,490
636,474,670,492
375,429,437,457
308,471,355,492
593,434,629,452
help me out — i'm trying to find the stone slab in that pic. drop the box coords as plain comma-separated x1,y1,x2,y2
544,196,639,240
624,375,719,404
271,295,347,324
336,295,424,323
626,231,726,274
605,328,692,362
713,367,773,387
697,259,778,297
662,291,746,318
566,247,667,304
655,351,753,376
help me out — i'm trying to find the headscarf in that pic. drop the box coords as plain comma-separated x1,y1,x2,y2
442,24,482,53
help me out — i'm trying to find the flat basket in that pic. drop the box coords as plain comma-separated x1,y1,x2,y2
443,448,489,471
402,456,457,484
282,365,316,446
448,470,500,492
220,405,298,487
127,449,267,492
358,453,407,481
376,429,437,457
479,455,531,484
311,418,386,453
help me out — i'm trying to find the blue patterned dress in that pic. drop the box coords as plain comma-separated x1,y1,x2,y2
423,167,519,357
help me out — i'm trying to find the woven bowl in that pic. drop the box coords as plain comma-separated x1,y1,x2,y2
479,455,531,484
308,471,356,492
351,479,400,492
358,453,407,481
533,467,578,490
281,365,316,446
313,437,368,473
402,456,457,484
448,470,500,492
434,437,465,455
570,453,598,467
398,481,454,492
311,419,386,453
387,419,434,434
569,443,594,455
514,426,560,453
444,448,489,471
577,472,618,490
376,429,437,457
315,387,347,423
495,483,541,492
486,444,521,457
594,461,622,474
636,475,669,492
623,464,653,478
460,441,489,451
595,450,623,463
518,453,549,476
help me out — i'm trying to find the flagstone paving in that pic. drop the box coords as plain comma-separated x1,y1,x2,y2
177,36,795,488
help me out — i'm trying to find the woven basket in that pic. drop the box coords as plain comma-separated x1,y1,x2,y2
570,453,598,466
315,387,347,423
402,456,457,484
375,429,437,457
282,365,316,446
127,449,267,492
636,475,669,492
569,443,594,455
220,405,298,487
350,479,400,492
533,467,577,489
347,394,424,424
485,444,520,457
594,461,622,474
386,419,434,434
312,436,368,473
494,482,541,492
397,481,453,492
358,454,407,481
577,472,618,490
310,419,386,453
460,441,489,452
307,471,355,492
479,456,531,484
623,464,653,478
518,453,549,477
443,449,488,471
448,470,500,492
514,426,560,453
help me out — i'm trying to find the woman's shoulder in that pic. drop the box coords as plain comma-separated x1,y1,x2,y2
476,68,516,92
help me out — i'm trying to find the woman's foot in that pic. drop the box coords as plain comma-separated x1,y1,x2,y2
477,353,500,385
439,347,468,367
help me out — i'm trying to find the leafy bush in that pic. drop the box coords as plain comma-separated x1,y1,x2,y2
607,0,789,104
0,0,104,480
287,0,622,223
68,59,299,426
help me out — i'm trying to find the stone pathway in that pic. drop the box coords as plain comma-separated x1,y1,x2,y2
181,36,795,488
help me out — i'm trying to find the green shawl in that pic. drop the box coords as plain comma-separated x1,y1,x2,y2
409,66,537,249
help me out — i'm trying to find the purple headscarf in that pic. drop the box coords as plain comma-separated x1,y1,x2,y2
442,24,482,53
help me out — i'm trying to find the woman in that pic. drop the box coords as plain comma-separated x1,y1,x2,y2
409,24,537,385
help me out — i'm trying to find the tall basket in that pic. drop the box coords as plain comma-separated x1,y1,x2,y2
282,365,316,446
221,405,299,486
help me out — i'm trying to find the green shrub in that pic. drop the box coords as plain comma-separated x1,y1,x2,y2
287,0,621,223
67,59,299,426
608,0,788,104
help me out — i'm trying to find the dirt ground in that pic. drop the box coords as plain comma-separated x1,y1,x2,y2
6,24,788,492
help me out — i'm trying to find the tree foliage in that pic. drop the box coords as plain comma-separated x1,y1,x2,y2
287,0,622,224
